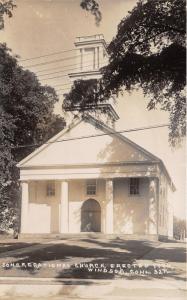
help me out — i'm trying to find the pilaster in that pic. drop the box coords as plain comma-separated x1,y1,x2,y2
148,178,158,235
105,179,114,234
20,181,29,233
60,181,69,233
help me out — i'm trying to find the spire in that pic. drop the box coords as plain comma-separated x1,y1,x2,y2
68,34,108,81
63,34,119,129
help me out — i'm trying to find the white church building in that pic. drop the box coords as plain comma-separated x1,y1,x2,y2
17,35,175,239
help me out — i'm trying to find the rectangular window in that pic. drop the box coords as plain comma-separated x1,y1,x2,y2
46,182,55,197
83,48,95,71
129,178,140,195
86,179,97,195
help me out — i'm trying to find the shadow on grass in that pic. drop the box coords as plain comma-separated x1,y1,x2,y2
0,242,39,254
0,238,186,282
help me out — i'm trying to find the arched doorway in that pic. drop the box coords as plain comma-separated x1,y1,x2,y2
81,199,101,232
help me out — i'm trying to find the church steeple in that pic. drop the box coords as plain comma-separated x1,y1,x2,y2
68,34,108,81
64,34,119,129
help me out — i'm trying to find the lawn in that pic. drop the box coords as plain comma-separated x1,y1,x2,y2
0,239,39,254
0,237,185,281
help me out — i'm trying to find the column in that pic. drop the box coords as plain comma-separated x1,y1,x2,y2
80,48,83,71
148,178,158,235
97,46,100,68
94,47,99,69
20,181,29,233
60,181,69,233
167,189,174,238
105,179,114,234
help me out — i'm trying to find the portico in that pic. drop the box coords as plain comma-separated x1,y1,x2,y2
19,168,161,237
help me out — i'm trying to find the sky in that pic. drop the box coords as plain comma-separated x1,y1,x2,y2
0,0,186,218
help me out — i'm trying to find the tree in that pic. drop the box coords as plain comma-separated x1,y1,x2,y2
0,1,66,232
0,44,65,232
103,0,185,146
68,0,186,146
0,0,16,30
173,216,187,240
0,112,16,231
80,0,101,25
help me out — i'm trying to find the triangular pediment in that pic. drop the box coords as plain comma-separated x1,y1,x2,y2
18,116,160,168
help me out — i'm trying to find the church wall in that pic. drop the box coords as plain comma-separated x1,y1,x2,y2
68,178,151,234
113,178,150,234
27,181,60,234
68,179,106,233
26,178,154,235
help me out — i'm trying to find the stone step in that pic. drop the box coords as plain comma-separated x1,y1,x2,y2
18,233,159,241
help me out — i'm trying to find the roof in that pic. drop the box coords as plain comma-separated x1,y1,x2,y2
87,115,175,191
17,114,175,191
